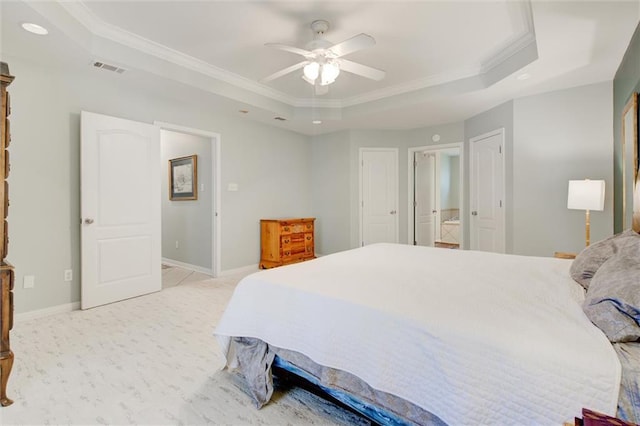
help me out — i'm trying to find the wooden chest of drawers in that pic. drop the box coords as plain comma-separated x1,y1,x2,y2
260,218,315,269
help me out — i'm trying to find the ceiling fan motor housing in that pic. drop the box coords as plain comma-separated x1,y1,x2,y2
306,20,333,53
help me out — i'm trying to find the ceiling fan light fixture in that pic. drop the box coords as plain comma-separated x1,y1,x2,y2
303,62,320,81
320,61,340,86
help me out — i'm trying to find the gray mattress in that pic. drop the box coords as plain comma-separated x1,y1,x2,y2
226,337,640,425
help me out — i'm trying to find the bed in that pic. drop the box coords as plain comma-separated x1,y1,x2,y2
215,238,640,425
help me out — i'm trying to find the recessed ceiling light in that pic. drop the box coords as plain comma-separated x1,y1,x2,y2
516,73,531,81
312,120,322,124
21,22,48,35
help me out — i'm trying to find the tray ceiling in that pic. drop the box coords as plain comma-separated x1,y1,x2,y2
1,1,638,134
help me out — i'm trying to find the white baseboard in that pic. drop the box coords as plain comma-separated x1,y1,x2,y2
162,258,213,275
219,264,259,277
16,302,80,323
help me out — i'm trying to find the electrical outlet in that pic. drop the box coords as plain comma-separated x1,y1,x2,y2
64,269,73,282
24,275,35,289
175,240,179,249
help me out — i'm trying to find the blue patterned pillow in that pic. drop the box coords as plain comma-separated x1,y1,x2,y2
582,245,640,342
570,229,640,289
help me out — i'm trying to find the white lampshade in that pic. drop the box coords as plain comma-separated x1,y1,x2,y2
567,180,605,211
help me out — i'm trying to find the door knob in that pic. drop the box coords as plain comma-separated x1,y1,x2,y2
84,218,94,224
390,210,397,215
471,211,478,216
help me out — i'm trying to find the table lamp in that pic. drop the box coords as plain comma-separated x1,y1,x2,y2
567,179,605,246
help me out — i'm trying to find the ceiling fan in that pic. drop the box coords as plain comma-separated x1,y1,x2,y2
261,20,386,95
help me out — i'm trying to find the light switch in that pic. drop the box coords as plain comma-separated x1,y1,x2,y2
227,183,239,191
24,275,35,288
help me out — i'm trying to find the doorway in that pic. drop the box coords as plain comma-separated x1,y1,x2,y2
156,121,221,277
408,143,463,249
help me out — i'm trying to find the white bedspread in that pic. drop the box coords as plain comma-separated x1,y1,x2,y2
215,243,621,425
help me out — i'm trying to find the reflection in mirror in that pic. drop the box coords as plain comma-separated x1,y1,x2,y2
622,92,638,230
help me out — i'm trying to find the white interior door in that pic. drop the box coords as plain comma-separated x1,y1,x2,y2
81,111,161,309
414,151,437,246
361,149,398,246
470,129,505,253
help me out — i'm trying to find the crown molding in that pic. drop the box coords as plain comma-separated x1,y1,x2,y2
56,0,537,112
58,1,297,106
480,0,536,74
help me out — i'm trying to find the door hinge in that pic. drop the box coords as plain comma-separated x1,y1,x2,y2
414,200,417,207
499,145,502,154
499,200,503,207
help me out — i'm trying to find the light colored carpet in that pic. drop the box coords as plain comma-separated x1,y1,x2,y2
0,271,368,425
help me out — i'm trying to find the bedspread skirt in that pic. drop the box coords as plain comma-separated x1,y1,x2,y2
224,336,446,426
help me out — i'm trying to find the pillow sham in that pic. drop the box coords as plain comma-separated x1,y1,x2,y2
570,229,640,289
582,247,640,343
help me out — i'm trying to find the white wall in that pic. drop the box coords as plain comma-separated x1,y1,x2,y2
161,130,212,270
7,54,311,314
513,82,614,255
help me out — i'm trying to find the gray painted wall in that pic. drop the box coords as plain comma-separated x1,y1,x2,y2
461,85,614,257
161,130,212,270
513,82,614,256
310,123,466,255
613,22,640,233
6,54,311,314
3,53,621,315
310,131,351,255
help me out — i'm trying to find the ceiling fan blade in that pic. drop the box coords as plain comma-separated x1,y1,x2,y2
328,33,375,58
265,43,313,58
261,61,308,83
338,59,386,81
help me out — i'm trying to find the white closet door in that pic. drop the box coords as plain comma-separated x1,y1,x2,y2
470,129,505,253
360,148,398,246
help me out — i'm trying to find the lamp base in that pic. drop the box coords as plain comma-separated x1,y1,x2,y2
585,209,591,247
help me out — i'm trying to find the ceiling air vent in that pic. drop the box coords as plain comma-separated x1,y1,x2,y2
93,61,126,74
274,116,287,121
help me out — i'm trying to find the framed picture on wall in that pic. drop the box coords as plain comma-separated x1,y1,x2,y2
169,155,198,201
